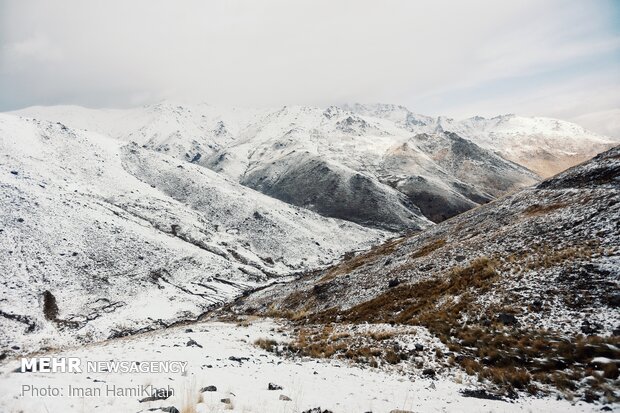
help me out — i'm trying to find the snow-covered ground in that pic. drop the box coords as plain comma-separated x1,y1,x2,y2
0,318,608,413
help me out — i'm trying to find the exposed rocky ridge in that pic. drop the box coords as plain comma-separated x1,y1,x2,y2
233,147,620,401
240,152,429,231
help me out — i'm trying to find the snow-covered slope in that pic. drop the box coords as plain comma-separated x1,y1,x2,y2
0,114,385,353
12,103,542,227
344,103,618,178
438,114,617,178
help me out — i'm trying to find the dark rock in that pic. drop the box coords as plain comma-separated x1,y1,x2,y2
497,313,517,325
185,328,193,333
461,389,504,401
186,339,202,348
422,368,436,377
200,385,217,392
159,407,180,413
10,171,18,175
608,294,620,308
313,283,330,299
581,320,602,335
388,278,400,288
268,382,283,390
220,398,231,404
42,290,59,321
139,388,173,402
301,409,334,413
414,343,424,351
582,390,598,403
229,356,249,363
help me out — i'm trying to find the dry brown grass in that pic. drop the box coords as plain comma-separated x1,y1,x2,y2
448,328,620,397
265,303,311,321
254,338,278,352
408,238,446,260
524,244,600,270
368,330,396,341
481,366,531,389
287,255,620,400
522,202,569,216
285,324,411,366
318,237,406,283
319,256,498,328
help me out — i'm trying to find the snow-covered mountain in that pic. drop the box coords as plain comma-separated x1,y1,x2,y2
0,114,385,352
344,103,617,178
12,102,553,227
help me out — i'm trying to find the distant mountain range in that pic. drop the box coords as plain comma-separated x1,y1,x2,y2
14,102,615,229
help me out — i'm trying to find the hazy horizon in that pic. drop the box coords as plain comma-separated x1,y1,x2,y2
1,0,619,136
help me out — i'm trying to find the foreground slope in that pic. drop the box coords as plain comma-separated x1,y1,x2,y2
0,319,594,413
0,114,384,353
237,146,620,402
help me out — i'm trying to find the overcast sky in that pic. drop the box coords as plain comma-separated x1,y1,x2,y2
1,0,619,133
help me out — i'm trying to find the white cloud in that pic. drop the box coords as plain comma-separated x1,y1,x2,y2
7,35,63,62
0,0,618,120
572,109,620,139
433,69,620,121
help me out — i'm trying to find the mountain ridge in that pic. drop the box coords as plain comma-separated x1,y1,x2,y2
10,102,561,228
